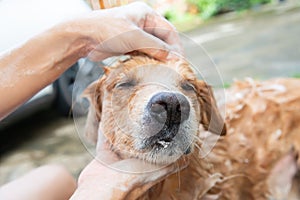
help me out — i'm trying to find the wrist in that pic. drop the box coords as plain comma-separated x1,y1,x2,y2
50,21,95,59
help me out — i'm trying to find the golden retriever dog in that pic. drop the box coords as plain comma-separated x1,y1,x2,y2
84,54,300,199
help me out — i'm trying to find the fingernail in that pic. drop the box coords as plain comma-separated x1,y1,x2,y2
148,48,169,61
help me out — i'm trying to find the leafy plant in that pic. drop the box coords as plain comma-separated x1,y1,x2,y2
187,0,271,19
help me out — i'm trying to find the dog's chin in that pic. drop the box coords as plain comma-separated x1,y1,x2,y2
131,128,194,165
145,141,192,165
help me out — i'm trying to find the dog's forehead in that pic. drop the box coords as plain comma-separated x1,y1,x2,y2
105,56,197,84
129,64,181,83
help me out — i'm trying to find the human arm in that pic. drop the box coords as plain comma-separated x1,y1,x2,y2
0,165,76,200
0,2,182,120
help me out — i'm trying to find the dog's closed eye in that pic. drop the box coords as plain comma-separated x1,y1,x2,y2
181,81,196,92
115,80,136,89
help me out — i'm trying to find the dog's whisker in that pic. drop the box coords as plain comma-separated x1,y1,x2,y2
194,143,202,152
221,173,253,183
193,143,214,171
175,160,181,192
192,135,203,145
191,152,203,167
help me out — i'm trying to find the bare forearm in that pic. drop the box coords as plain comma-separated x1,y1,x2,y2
0,23,92,120
0,2,182,120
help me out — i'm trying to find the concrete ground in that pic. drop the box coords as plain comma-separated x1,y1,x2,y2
186,3,300,84
0,111,92,185
1,4,299,186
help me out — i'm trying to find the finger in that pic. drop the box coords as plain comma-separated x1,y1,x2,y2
111,157,189,180
131,29,180,61
111,159,166,174
143,13,183,54
121,2,183,55
87,49,122,62
74,159,120,200
95,133,120,164
87,51,112,62
139,47,169,61
77,159,106,185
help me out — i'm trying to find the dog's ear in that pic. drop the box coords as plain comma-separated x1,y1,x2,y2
83,80,103,144
195,80,226,136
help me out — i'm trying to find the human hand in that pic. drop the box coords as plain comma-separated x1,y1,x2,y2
0,2,182,119
70,139,188,200
70,2,183,61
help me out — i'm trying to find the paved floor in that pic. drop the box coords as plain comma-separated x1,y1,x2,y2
0,111,93,185
186,4,300,84
1,4,300,186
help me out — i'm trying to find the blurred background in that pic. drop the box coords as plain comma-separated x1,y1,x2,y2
1,0,299,185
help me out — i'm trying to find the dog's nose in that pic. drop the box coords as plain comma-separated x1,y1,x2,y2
148,92,190,124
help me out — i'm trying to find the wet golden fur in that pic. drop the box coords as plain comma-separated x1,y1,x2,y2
85,55,300,199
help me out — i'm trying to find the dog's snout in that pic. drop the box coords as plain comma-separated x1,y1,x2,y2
148,92,190,124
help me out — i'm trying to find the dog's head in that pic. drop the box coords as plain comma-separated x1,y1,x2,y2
84,55,226,165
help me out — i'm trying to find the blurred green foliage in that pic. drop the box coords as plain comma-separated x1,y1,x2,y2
292,73,300,79
223,82,232,88
164,8,202,32
165,9,197,23
187,0,271,19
